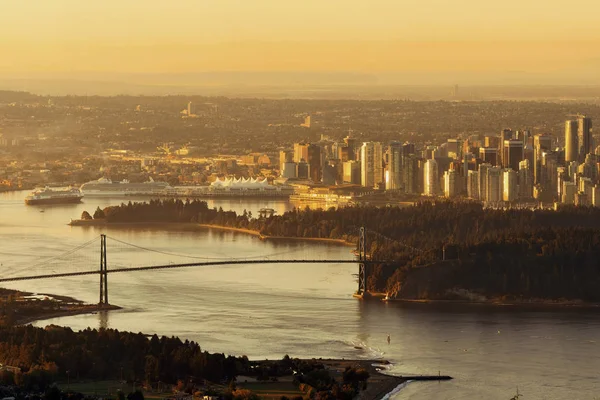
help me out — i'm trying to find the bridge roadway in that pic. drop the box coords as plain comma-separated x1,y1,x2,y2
0,259,387,283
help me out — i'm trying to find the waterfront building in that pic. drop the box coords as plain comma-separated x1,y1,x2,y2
343,161,361,184
293,142,309,163
307,144,322,183
282,162,298,178
360,142,383,188
297,161,309,179
279,150,293,172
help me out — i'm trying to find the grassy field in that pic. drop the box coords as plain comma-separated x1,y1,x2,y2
57,380,172,399
237,381,302,400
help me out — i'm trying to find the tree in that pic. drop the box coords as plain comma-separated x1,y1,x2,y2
127,390,144,400
81,211,93,220
93,206,106,219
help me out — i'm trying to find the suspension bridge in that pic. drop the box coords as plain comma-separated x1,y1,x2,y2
0,227,423,305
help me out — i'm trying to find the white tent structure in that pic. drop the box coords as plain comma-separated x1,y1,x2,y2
210,177,270,189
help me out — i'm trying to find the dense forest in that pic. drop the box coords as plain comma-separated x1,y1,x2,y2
0,325,369,400
87,200,600,302
0,325,246,389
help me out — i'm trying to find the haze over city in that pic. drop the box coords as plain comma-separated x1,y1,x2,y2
1,1,600,400
2,0,600,91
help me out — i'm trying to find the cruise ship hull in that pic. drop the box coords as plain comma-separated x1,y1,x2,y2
25,196,83,205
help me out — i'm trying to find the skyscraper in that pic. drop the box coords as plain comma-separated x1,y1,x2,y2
503,139,524,171
403,154,419,194
565,120,579,163
503,169,518,202
424,159,438,196
279,150,293,173
478,163,492,202
479,147,498,166
307,144,322,183
486,167,502,203
518,159,533,200
344,136,357,161
467,170,479,200
533,134,553,184
293,142,309,163
499,129,513,166
360,142,383,188
387,142,403,190
578,115,593,160
443,169,459,198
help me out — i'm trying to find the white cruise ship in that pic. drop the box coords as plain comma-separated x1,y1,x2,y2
80,177,172,197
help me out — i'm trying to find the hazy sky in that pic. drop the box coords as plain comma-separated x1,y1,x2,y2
2,0,600,81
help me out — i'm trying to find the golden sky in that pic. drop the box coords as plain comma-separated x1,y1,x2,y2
1,0,599,75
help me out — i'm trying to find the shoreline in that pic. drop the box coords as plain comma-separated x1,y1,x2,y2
15,304,122,326
68,219,355,247
383,297,600,309
197,224,355,246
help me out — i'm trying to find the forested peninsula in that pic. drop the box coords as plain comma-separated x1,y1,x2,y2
79,199,600,303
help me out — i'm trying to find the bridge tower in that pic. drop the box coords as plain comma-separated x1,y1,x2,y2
356,227,368,297
99,234,108,306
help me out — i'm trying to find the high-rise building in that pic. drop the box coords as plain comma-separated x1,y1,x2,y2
386,142,403,190
499,129,513,166
307,144,322,183
343,161,361,184
293,143,309,163
403,154,419,194
503,139,524,171
282,162,298,178
485,136,500,149
424,159,439,196
478,163,492,202
467,170,479,200
446,139,462,160
592,185,600,207
360,142,383,188
562,181,577,204
279,150,293,173
541,151,559,200
479,147,498,166
533,134,553,184
322,163,337,185
443,169,459,198
187,101,194,116
503,169,518,202
518,160,533,200
578,115,593,160
297,161,309,179
486,167,503,203
565,120,579,163
344,136,357,161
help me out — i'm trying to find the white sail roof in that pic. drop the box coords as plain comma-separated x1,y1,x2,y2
211,177,270,188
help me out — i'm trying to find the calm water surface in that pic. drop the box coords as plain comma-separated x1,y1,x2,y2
0,191,599,399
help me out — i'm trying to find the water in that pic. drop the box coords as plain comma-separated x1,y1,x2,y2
1,190,599,399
